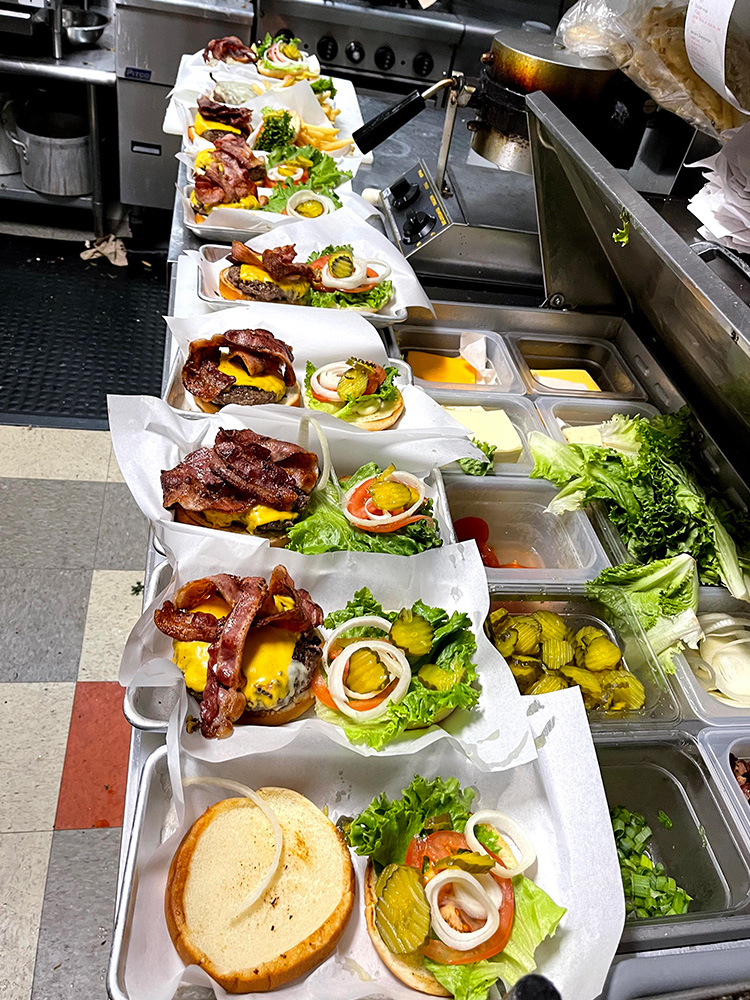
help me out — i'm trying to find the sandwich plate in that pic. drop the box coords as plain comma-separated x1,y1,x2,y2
109,688,623,1000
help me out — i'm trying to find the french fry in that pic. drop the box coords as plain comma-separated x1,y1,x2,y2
320,138,354,151
251,83,265,95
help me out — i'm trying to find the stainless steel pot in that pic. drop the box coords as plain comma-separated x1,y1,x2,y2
0,96,20,175
7,111,91,196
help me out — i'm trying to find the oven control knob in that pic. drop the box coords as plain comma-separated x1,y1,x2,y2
413,51,434,77
374,45,395,71
390,177,420,210
317,35,338,61
346,41,365,64
403,209,435,243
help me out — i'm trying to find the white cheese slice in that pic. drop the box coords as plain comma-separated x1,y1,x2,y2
562,424,604,446
443,406,523,463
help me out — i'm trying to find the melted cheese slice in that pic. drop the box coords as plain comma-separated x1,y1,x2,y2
237,264,309,300
172,597,231,693
194,149,216,172
240,625,299,708
203,505,299,532
217,355,286,399
193,112,241,136
405,351,477,384
443,406,523,462
532,368,601,392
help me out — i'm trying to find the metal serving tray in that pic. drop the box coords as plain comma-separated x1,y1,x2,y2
444,476,610,587
121,469,456,733
595,732,750,952
433,392,546,476
506,331,647,400
390,324,525,395
195,244,407,326
487,590,680,729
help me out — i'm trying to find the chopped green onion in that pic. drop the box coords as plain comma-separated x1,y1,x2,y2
658,809,673,829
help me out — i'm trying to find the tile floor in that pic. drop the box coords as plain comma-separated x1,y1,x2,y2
0,425,150,1000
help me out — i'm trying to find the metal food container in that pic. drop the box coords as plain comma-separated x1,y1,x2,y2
699,728,750,845
391,324,525,395
486,590,680,728
596,733,750,951
535,397,661,442
506,332,646,400
445,476,610,586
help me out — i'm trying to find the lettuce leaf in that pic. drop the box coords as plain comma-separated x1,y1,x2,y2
308,280,394,312
286,470,441,556
458,439,495,477
323,586,394,629
348,775,475,866
424,876,566,999
310,76,337,98
264,179,341,214
265,143,351,189
304,361,401,422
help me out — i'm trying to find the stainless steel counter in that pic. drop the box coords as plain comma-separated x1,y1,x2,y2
0,13,115,85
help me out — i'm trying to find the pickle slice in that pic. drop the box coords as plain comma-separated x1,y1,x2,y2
541,638,575,670
583,635,622,671
434,852,495,875
533,610,569,642
375,863,400,899
390,609,434,658
329,251,355,278
346,647,389,694
295,199,325,218
423,812,453,832
418,661,464,691
486,607,510,640
492,626,518,658
370,479,413,512
374,865,430,955
509,616,542,655
574,625,607,648
527,674,569,695
337,366,368,400
509,659,542,693
561,665,603,701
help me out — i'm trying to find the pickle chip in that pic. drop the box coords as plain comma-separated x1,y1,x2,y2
337,367,369,400
374,865,430,955
390,609,434,658
347,647,389,694
418,661,464,691
434,851,495,875
328,252,355,278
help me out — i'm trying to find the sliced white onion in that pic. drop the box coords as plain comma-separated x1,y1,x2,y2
341,471,425,529
308,417,332,493
285,190,336,219
322,615,393,671
182,776,282,920
700,614,750,636
266,164,304,183
319,257,391,290
310,361,350,402
327,638,411,721
425,870,499,951
465,810,536,879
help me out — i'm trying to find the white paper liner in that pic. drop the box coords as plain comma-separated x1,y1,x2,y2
107,393,483,547
688,122,750,251
119,687,623,1000
459,332,499,386
178,184,380,240
121,534,534,770
190,208,433,321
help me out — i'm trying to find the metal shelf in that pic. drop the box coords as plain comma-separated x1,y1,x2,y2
0,170,93,208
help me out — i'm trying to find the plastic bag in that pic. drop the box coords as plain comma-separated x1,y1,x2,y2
557,0,749,138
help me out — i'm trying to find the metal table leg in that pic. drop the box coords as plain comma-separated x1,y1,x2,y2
87,82,104,239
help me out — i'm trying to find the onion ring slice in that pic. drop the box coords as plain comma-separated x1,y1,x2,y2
425,869,499,950
465,810,536,879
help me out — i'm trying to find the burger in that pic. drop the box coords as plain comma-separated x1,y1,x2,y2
160,427,318,538
188,96,253,144
189,133,266,220
181,328,301,411
253,33,321,80
305,358,404,430
348,775,566,1000
165,784,354,993
154,565,324,737
218,241,394,313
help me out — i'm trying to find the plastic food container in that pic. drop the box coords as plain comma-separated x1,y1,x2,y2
506,332,646,400
535,396,661,443
699,728,750,845
597,733,750,951
445,477,610,585
487,592,680,728
434,392,547,476
392,325,525,395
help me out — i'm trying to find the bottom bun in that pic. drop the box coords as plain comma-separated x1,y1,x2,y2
166,789,355,993
364,861,450,996
352,391,404,432
218,268,251,300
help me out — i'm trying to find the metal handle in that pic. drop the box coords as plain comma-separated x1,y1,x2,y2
6,131,28,163
352,90,427,154
692,239,750,283
505,975,561,999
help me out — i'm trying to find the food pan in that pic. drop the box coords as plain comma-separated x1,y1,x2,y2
699,728,750,846
596,732,750,951
535,396,660,443
391,324,525,394
506,332,646,400
487,591,680,728
605,945,750,1000
444,476,610,586
434,392,547,476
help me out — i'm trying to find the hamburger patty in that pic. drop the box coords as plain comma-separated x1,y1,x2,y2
225,265,296,302
214,385,280,407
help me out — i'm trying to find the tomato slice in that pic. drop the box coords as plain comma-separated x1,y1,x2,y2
403,831,515,965
345,479,425,534
477,541,501,569
310,255,379,294
453,517,490,544
311,668,396,713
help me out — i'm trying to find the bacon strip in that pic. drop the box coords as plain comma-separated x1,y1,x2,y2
196,97,253,136
203,36,257,65
228,242,315,285
154,603,223,642
182,329,296,404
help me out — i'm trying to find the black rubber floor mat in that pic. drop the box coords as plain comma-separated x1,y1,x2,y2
0,235,167,428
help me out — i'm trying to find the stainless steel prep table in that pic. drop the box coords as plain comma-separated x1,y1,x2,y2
115,84,750,1000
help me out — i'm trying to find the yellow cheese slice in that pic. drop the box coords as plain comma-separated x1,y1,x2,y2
406,351,477,384
532,368,601,392
217,355,286,399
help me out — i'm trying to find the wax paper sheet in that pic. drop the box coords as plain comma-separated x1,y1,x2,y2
190,207,433,322
118,687,623,1000
120,533,534,769
107,393,482,546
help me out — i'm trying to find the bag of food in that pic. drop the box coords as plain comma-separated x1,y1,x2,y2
557,0,750,137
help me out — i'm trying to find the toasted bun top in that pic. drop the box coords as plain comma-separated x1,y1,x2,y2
363,860,450,997
166,789,355,992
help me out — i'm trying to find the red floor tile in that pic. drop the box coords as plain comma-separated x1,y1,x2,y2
55,682,130,830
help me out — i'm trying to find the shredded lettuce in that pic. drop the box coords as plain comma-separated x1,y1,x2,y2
317,589,479,749
304,361,400,421
585,554,702,672
348,775,475,866
286,465,441,555
529,408,750,600
253,108,295,150
425,876,566,999
265,143,351,189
